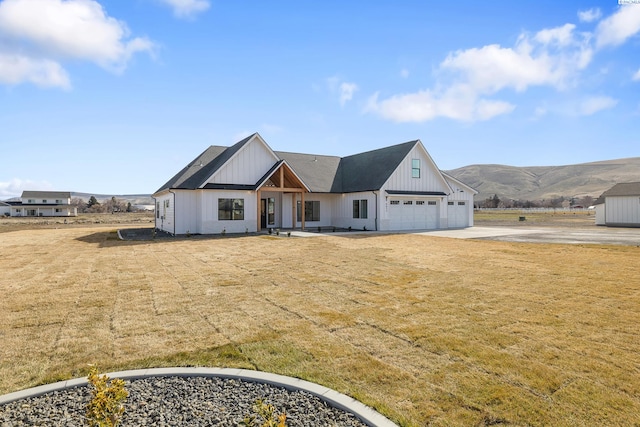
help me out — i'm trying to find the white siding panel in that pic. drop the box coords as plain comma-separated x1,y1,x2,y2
332,192,377,230
174,190,199,234
292,193,335,228
595,204,605,225
384,145,450,194
155,194,174,234
200,190,257,234
208,139,277,185
605,196,640,225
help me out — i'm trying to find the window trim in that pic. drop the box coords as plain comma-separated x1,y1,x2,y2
353,199,368,219
218,198,245,221
411,159,420,178
297,200,320,222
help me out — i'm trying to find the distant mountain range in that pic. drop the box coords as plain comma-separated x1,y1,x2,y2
445,157,640,203
3,158,638,205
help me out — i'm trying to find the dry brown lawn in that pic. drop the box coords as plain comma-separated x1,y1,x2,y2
0,214,639,426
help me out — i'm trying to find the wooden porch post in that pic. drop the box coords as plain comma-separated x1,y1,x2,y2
291,193,296,229
301,191,305,231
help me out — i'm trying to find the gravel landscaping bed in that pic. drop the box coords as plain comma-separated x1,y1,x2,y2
0,376,370,426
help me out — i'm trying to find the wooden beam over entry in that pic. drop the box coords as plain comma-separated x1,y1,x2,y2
257,161,309,232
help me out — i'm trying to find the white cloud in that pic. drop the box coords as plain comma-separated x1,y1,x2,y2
158,0,210,19
367,23,591,123
324,76,358,106
578,8,602,23
633,69,640,81
339,82,358,106
365,85,515,123
595,5,640,48
0,0,154,88
0,178,53,198
0,53,70,88
534,23,577,47
578,96,618,115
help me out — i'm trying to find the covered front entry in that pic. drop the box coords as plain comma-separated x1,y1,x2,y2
256,161,310,231
388,198,439,230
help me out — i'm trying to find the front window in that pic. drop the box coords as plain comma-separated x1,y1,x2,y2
412,159,420,178
219,198,244,220
353,199,368,219
297,201,320,222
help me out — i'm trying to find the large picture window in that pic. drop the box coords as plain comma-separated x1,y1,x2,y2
297,200,320,222
218,198,244,220
353,199,368,219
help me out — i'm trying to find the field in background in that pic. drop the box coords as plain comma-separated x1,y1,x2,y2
0,212,154,233
1,212,639,426
474,208,595,227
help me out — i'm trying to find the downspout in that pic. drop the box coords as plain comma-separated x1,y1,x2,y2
168,190,176,235
372,191,378,231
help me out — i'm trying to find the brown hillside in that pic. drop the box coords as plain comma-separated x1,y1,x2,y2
446,157,640,203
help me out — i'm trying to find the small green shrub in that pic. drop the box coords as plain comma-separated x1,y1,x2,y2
241,398,287,427
86,367,128,427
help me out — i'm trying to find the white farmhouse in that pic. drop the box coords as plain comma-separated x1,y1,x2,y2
6,191,77,217
152,133,477,235
594,182,640,227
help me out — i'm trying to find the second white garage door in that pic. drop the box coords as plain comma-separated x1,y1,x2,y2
389,199,439,230
447,201,469,228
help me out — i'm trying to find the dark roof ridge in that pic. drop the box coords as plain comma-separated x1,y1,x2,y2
340,139,419,160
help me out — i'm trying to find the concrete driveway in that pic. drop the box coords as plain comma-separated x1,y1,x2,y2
421,226,640,246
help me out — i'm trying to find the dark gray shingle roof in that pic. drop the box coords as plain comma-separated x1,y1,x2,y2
21,191,71,199
155,134,255,193
275,152,341,193
155,136,420,194
334,140,418,193
600,182,640,197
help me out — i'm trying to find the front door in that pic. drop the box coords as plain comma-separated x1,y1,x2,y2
261,197,276,229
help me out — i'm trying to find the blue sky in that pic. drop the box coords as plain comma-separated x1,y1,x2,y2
1,0,639,198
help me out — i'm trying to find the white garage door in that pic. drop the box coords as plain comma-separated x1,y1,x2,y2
447,201,469,228
389,199,439,230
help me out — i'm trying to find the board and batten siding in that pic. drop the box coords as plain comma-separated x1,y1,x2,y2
199,190,257,234
379,145,451,230
604,196,640,226
331,192,377,230
281,193,335,229
206,139,277,186
154,193,175,234
383,145,450,194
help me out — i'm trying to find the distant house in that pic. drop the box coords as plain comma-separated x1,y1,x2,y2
594,182,640,227
6,191,77,217
0,201,10,217
152,133,477,235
